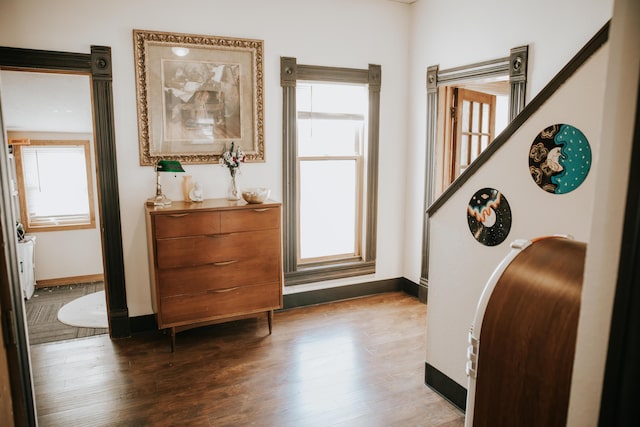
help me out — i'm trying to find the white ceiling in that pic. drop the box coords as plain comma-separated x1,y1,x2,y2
0,70,93,134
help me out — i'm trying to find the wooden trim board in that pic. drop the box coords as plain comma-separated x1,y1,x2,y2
36,274,104,288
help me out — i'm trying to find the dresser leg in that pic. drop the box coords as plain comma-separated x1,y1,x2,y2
170,327,176,352
267,310,273,335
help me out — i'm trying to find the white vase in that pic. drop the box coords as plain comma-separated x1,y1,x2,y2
227,171,240,200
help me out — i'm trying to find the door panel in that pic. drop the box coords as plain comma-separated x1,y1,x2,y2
451,88,496,181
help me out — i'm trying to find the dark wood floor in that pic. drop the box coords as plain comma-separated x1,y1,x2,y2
30,292,465,426
25,282,108,345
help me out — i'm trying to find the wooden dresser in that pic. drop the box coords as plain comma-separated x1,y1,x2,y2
145,199,282,350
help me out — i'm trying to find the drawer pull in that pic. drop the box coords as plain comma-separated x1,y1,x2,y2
167,213,189,218
208,287,240,294
212,260,238,266
252,208,269,212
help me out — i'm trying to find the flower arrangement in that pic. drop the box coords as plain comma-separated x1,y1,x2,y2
219,142,246,177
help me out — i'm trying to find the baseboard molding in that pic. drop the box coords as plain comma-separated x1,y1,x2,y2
129,314,157,335
416,280,428,304
283,277,419,309
109,307,131,339
36,274,104,288
425,362,467,411
399,277,421,299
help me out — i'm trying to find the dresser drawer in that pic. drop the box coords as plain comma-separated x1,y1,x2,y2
154,211,221,238
159,282,281,327
221,207,280,233
157,255,282,298
156,228,279,269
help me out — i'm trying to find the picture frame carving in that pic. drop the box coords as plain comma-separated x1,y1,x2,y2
133,29,264,165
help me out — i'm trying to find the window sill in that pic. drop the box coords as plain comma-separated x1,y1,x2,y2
284,260,375,286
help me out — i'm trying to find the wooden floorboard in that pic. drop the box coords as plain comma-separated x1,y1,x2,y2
29,292,465,426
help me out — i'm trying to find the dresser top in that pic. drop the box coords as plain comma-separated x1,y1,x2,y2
145,198,281,215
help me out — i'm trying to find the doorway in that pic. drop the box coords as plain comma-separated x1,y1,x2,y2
438,79,510,193
419,45,528,287
0,45,128,424
1,70,108,345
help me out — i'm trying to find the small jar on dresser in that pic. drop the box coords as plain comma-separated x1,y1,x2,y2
145,198,283,351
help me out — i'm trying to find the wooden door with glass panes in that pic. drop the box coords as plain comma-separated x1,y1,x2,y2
450,88,496,181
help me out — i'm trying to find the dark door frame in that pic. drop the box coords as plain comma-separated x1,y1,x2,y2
0,45,129,338
0,44,129,425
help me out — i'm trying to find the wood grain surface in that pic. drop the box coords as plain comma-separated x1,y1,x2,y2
30,292,463,426
472,237,586,426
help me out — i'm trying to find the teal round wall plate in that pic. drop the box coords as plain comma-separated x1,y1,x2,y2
529,124,592,194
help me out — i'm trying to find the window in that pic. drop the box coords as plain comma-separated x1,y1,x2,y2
281,57,381,285
14,140,96,232
297,82,366,263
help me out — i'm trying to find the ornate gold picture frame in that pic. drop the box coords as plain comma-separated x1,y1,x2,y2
133,29,264,165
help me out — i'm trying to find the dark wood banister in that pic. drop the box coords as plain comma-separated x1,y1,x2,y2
427,20,610,216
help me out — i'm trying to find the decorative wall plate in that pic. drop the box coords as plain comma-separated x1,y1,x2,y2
467,188,512,246
529,124,591,194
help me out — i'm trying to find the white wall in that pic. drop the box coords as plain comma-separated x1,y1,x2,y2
405,0,612,387
567,0,640,423
404,0,612,284
405,0,613,395
426,47,609,386
0,0,411,315
410,2,639,424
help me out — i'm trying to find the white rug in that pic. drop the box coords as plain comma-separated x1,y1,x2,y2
57,290,108,329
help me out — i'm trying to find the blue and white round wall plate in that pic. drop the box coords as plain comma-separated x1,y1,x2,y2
528,124,592,194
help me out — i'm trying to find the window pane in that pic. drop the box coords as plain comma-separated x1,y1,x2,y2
460,135,469,166
297,82,367,115
297,118,363,157
21,145,91,224
482,103,489,133
481,135,490,151
472,102,480,132
299,159,357,260
471,135,479,160
495,95,509,135
462,100,470,132
297,84,312,112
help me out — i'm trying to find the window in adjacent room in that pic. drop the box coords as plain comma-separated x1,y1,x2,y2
14,140,96,232
281,58,381,286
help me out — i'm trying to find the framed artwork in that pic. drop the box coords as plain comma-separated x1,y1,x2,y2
133,29,264,165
